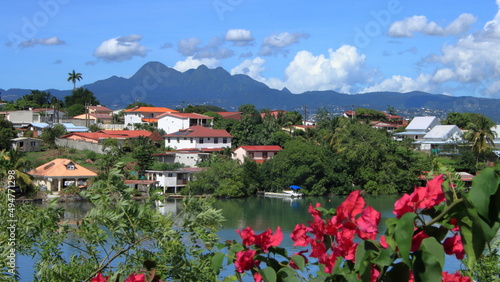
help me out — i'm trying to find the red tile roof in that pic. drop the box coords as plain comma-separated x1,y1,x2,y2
157,112,214,119
61,130,154,141
123,107,178,113
88,105,112,112
142,118,158,122
237,145,282,152
164,126,232,138
216,112,242,120
28,159,97,178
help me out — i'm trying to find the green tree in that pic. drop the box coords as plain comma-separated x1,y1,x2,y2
0,149,34,193
0,118,16,151
131,136,156,177
67,70,83,90
464,114,497,163
64,88,99,108
66,103,86,117
125,101,154,109
40,124,67,148
98,138,123,174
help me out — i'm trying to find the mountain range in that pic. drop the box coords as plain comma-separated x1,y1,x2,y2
2,61,500,122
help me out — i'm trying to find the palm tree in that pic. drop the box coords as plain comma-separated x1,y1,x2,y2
0,149,34,193
464,115,497,163
67,70,83,90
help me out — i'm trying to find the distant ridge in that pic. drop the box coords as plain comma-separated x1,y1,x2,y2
2,61,500,122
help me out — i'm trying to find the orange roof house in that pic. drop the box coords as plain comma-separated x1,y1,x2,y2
28,159,97,192
60,130,162,144
233,145,282,163
123,107,178,125
216,112,242,121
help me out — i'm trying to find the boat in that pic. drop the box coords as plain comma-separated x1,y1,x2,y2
260,185,303,198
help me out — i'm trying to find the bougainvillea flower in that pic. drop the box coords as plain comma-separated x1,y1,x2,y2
393,175,445,218
449,218,460,232
443,234,465,259
411,230,429,252
254,227,283,252
291,223,310,247
236,227,256,246
318,253,337,274
356,206,381,240
379,235,389,249
253,272,263,282
370,265,380,282
309,240,327,258
336,190,365,221
308,203,322,218
124,273,146,282
289,250,309,270
334,228,358,261
442,271,472,282
91,273,108,282
235,250,259,273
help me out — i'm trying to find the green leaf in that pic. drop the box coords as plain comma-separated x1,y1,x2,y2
277,268,299,282
372,247,394,267
394,212,416,267
460,211,486,269
290,254,305,271
467,168,500,220
211,252,225,274
384,262,410,282
413,237,444,282
259,267,277,282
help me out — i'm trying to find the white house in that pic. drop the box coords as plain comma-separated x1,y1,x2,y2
123,107,177,125
164,126,232,150
145,167,205,193
492,125,500,150
394,116,441,141
153,150,210,167
157,112,213,134
233,145,282,163
417,125,464,154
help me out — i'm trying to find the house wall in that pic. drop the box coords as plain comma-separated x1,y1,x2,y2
55,138,104,154
158,117,188,134
233,149,278,163
7,111,33,124
124,113,143,125
11,139,41,152
165,136,231,150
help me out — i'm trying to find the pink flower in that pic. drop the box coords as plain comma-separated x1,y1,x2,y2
253,272,263,282
254,227,283,252
235,250,259,273
411,230,429,252
442,271,472,282
443,234,465,260
356,206,381,240
337,190,365,222
236,227,256,246
379,235,389,249
308,203,322,218
318,253,337,273
393,175,445,218
290,224,310,247
124,273,146,282
309,240,326,258
91,273,108,282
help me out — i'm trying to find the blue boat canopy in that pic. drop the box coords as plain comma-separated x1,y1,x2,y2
290,185,301,190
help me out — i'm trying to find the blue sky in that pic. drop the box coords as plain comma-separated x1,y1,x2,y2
2,0,500,98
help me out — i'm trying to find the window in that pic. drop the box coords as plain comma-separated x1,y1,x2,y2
167,137,171,143
167,173,173,177
222,138,227,144
19,142,24,148
214,138,219,144
177,137,180,143
190,138,193,143
199,138,204,144
262,152,268,159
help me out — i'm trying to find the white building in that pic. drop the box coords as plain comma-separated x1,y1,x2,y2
164,126,232,150
394,116,441,141
145,167,205,193
233,145,282,163
416,125,464,154
157,112,213,134
123,107,177,126
153,150,210,167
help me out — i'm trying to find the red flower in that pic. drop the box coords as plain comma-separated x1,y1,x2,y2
308,203,322,218
289,250,309,270
124,273,146,282
254,227,283,252
356,206,381,240
379,235,389,249
91,273,108,282
237,227,256,246
309,240,327,258
235,250,259,273
393,175,445,218
253,272,263,282
442,271,472,282
291,223,310,247
411,230,429,252
443,234,465,259
337,190,365,221
318,253,337,273
370,265,380,282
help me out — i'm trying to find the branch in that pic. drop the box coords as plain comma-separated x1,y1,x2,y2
424,198,463,227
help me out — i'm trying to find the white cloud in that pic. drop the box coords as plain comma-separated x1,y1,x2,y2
259,32,310,56
361,74,434,93
177,36,234,59
225,29,254,46
388,13,476,37
231,57,266,81
173,56,219,72
93,34,147,62
19,36,65,48
431,68,456,83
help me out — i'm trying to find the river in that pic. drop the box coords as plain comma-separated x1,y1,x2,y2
16,195,463,281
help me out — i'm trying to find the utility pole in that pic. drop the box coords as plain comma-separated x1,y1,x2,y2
303,105,307,125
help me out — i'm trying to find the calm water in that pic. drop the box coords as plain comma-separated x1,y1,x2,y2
16,195,462,281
